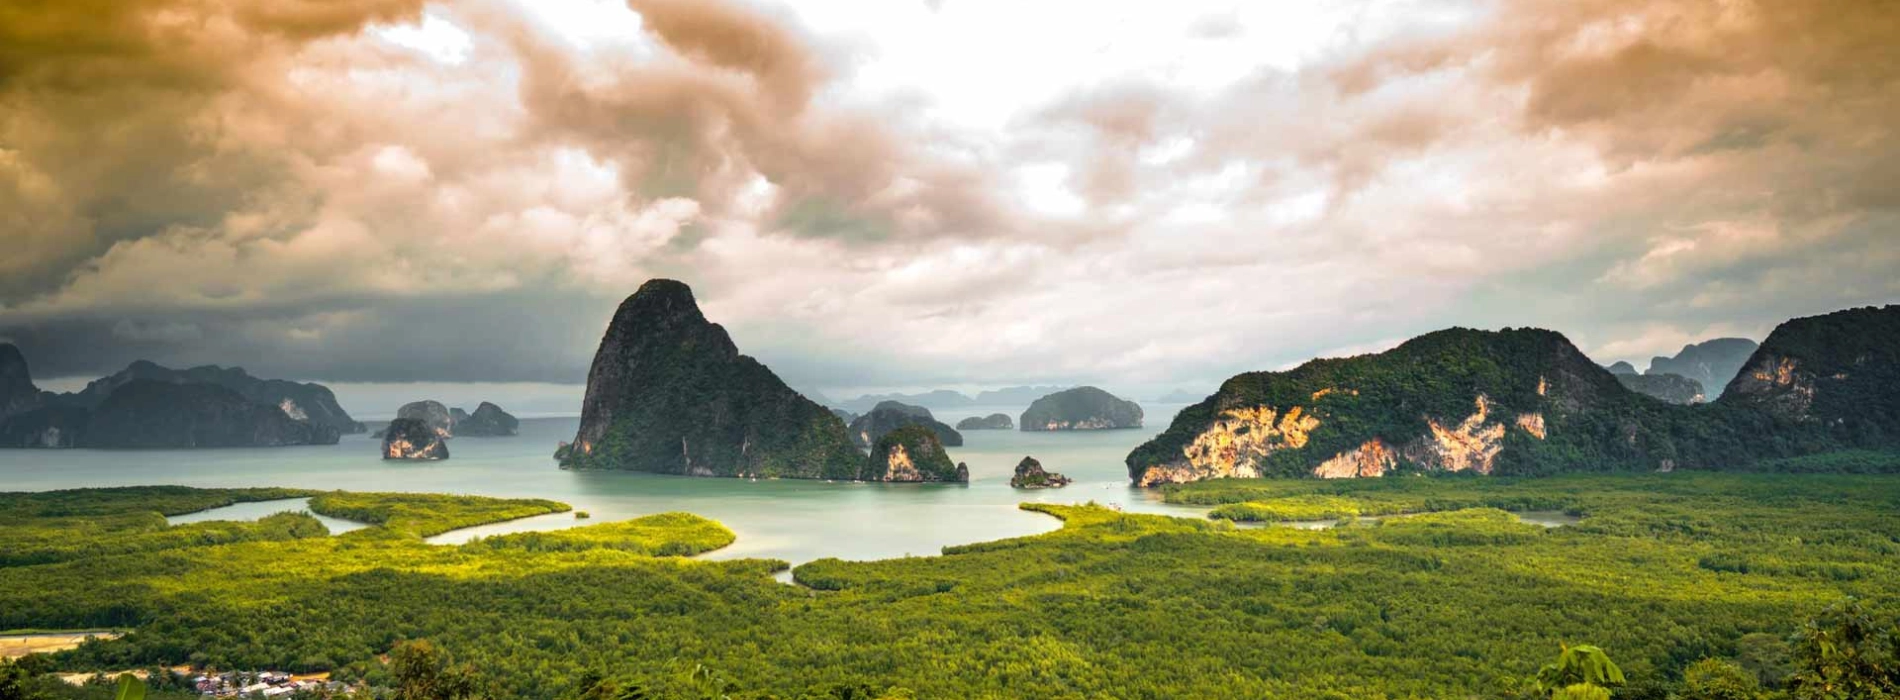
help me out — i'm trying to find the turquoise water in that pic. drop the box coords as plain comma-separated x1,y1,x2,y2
1,407,1201,566
165,497,370,534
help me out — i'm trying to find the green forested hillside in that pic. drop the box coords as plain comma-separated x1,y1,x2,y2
2,478,1898,698
1128,305,1900,484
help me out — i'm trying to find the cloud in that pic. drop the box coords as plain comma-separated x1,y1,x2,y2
0,0,427,295
0,0,1894,401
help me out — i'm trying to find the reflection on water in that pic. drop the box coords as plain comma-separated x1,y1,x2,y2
4,408,1197,565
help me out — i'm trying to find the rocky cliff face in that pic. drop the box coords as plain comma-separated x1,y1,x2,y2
61,360,364,434
864,425,966,482
382,417,450,460
0,405,88,448
1020,387,1143,431
396,400,456,439
1616,373,1706,404
80,380,341,448
849,401,964,448
1127,328,1666,485
2,348,341,449
456,402,519,436
1009,456,1070,488
1720,305,1899,440
1647,338,1758,399
561,279,862,479
1129,307,1900,485
955,413,1014,430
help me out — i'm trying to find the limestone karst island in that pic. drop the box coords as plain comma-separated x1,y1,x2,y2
2,1,1898,698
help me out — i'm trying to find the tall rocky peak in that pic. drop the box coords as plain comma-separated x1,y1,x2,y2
0,343,29,382
562,279,862,479
1647,337,1759,398
0,343,47,420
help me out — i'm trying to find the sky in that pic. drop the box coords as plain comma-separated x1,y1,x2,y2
1,0,1896,402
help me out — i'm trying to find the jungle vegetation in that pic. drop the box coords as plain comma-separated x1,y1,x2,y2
2,475,1898,698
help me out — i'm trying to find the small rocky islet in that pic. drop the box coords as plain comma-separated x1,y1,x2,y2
393,400,455,439
955,413,1013,430
373,400,518,439
382,417,449,460
1020,386,1144,432
456,402,520,436
849,401,963,448
865,425,968,483
1009,456,1070,489
372,400,519,460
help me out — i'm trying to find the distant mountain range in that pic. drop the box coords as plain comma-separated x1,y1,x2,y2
1645,338,1759,398
1598,338,1759,404
828,386,1073,413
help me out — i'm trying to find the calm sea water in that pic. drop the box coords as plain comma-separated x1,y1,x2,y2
1,407,1204,566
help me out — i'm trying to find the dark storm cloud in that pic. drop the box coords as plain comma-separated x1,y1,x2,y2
3,291,617,383
0,0,425,297
0,0,1026,385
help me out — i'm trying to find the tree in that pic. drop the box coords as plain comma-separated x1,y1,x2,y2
389,640,485,700
0,659,39,700
1682,658,1761,700
1787,599,1900,700
1736,632,1794,689
570,673,655,700
1534,643,1625,699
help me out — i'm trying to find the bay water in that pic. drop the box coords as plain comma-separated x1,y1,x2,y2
1,406,1202,566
